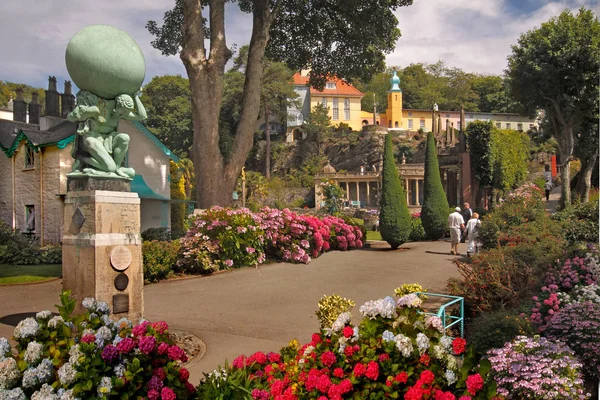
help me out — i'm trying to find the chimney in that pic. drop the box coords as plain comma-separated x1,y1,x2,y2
61,81,75,118
28,92,41,124
44,76,60,117
13,88,27,123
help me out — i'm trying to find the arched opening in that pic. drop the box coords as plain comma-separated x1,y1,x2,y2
293,129,303,141
394,121,399,128
376,121,380,125
362,119,369,126
388,121,392,128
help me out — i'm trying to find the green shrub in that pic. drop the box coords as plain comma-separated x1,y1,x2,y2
141,227,171,241
408,214,426,242
0,221,43,265
421,132,449,239
39,245,62,264
142,240,180,283
379,133,411,249
552,201,599,244
467,310,534,356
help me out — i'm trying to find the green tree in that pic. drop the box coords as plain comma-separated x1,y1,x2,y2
303,103,332,155
0,81,45,112
573,114,599,202
471,75,518,114
141,75,192,158
506,7,600,207
379,133,411,249
147,0,413,208
466,121,495,187
354,69,395,113
421,132,449,239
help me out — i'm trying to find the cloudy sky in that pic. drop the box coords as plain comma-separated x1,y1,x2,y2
1,0,599,91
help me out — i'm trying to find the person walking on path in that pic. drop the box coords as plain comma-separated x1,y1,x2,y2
448,207,465,255
465,212,482,257
545,180,553,201
460,202,473,243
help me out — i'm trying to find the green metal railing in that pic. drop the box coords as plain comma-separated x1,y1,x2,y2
415,292,464,338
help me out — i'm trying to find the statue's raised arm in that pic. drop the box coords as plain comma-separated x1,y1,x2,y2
115,91,146,122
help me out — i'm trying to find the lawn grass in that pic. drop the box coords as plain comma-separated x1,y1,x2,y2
0,264,62,284
366,230,382,241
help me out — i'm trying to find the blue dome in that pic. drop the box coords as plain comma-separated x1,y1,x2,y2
390,70,401,91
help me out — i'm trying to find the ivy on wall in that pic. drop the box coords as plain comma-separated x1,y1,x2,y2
466,121,530,194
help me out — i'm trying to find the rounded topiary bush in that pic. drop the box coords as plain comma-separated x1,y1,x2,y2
544,301,600,378
379,134,411,249
420,132,449,240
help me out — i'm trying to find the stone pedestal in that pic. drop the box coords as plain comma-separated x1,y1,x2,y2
62,177,143,321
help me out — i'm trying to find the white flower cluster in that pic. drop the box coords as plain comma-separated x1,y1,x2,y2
30,383,56,400
0,387,26,400
35,311,52,321
396,293,423,308
24,342,43,366
47,316,64,329
331,312,352,332
586,252,600,280
440,336,453,352
68,345,83,367
95,326,113,348
57,363,76,386
303,345,315,357
82,298,109,315
113,363,126,378
393,333,414,358
359,296,396,320
445,369,457,385
558,284,600,306
382,330,395,343
416,333,430,355
0,358,21,390
0,338,10,358
424,316,444,333
97,376,112,397
14,318,39,340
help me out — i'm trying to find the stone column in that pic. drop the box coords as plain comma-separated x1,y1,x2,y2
356,181,360,202
405,179,409,205
62,177,143,321
415,179,420,206
366,182,370,205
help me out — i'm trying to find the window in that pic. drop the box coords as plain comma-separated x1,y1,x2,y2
408,112,413,117
517,123,523,131
408,119,413,129
394,121,399,128
388,121,392,128
496,122,501,128
332,98,339,120
529,124,534,130
326,82,336,89
344,98,350,120
322,98,327,109
506,123,511,129
25,205,35,232
420,119,425,129
24,146,34,169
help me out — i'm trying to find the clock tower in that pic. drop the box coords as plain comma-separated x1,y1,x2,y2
386,70,403,130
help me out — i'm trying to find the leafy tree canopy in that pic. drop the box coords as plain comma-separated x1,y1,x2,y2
0,81,45,111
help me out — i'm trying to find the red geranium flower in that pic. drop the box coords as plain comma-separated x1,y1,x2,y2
452,338,466,355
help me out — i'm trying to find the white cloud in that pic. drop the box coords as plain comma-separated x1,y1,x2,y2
388,0,600,75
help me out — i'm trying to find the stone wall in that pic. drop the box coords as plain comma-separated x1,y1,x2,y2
13,142,41,235
41,147,66,244
0,154,12,228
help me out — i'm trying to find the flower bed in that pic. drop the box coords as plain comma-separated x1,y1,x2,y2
0,292,194,399
197,293,499,399
177,207,363,273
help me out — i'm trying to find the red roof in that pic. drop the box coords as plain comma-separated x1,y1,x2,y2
292,73,364,97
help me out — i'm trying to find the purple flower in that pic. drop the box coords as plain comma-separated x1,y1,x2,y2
101,344,119,362
148,375,164,391
138,336,156,354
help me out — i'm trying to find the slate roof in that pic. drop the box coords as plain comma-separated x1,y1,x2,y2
0,119,77,152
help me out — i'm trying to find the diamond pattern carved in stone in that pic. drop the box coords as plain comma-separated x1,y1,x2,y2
72,207,85,231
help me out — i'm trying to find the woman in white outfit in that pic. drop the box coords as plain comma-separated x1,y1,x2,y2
465,212,482,257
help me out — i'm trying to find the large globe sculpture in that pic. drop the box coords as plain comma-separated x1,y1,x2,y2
65,25,145,100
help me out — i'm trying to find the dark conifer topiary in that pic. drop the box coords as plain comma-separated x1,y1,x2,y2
421,132,449,239
379,133,411,249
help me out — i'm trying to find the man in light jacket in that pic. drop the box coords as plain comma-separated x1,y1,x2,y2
448,207,465,255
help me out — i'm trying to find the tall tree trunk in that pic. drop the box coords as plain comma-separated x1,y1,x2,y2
264,105,271,178
576,149,598,203
180,0,277,208
549,108,575,209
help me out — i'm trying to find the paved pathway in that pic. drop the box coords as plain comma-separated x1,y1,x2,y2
545,184,562,213
0,240,461,383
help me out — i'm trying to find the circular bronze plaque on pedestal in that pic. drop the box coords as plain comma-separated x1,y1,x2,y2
110,246,132,271
114,273,129,291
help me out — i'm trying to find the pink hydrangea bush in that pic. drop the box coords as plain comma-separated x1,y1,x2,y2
530,256,598,331
178,207,363,272
487,335,588,399
544,301,600,379
197,293,499,399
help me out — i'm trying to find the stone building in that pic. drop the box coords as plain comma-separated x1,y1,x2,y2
0,77,178,245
